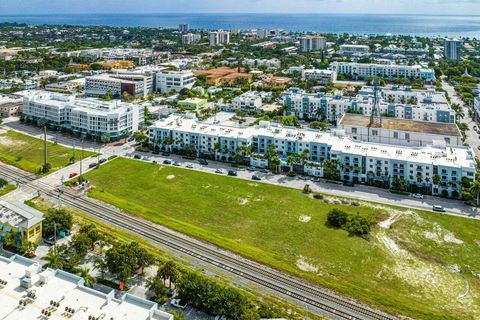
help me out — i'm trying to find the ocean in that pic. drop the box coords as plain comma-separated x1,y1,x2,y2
0,13,480,37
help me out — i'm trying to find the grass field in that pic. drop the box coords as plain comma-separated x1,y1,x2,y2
0,183,16,196
83,158,480,320
0,130,96,174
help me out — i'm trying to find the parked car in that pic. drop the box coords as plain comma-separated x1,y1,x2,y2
259,168,269,174
98,158,107,164
170,298,187,309
152,150,160,155
133,154,141,159
246,166,256,172
433,205,446,213
298,175,308,181
88,162,98,169
142,156,150,161
162,151,171,156
411,193,424,199
128,136,135,142
198,159,208,165
69,172,78,179
163,160,172,165
173,162,182,166
43,235,56,246
186,163,194,169
252,174,262,181
228,170,237,176
343,181,354,187
215,169,225,174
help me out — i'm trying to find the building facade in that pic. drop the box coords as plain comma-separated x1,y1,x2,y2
182,33,201,45
338,44,370,56
22,91,144,140
156,71,195,93
149,115,476,198
444,38,462,61
298,35,326,52
0,95,22,118
329,62,436,81
209,30,230,46
301,69,337,84
0,201,43,248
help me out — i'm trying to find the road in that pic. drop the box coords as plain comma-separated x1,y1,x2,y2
0,162,396,320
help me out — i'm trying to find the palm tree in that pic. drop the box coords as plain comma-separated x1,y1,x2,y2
158,261,178,289
42,246,63,269
146,275,168,303
77,268,95,287
469,180,480,207
93,257,108,278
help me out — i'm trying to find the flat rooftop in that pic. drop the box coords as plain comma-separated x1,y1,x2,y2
339,114,461,137
0,201,44,229
0,255,173,320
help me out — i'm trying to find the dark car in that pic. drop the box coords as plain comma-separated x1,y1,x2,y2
88,162,98,169
133,154,142,159
98,158,107,164
128,136,135,142
162,151,171,156
152,150,160,155
259,168,269,174
252,174,262,181
343,181,354,187
43,236,56,246
163,160,172,165
198,159,208,165
228,170,237,176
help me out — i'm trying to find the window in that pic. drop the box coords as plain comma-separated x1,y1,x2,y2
372,129,378,136
393,132,399,139
405,133,410,140
352,128,357,134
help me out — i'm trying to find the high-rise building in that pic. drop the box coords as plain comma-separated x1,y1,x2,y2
182,33,201,45
209,30,230,46
179,23,189,33
298,35,326,52
444,38,462,61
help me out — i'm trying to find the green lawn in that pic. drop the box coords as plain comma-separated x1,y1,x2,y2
0,183,16,196
83,158,480,320
0,130,96,174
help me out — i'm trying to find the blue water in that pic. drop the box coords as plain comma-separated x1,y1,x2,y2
1,13,480,37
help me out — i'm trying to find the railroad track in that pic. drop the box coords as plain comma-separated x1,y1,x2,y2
0,164,397,320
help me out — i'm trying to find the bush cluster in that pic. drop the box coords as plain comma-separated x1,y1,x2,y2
327,209,372,237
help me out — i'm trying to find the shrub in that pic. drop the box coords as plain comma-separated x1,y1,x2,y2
313,194,324,200
345,213,371,237
303,184,312,194
327,209,348,228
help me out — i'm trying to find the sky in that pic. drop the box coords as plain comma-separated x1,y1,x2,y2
1,0,480,15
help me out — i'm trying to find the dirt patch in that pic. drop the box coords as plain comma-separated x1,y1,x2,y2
296,257,318,273
166,175,175,180
238,198,249,205
298,215,311,223
0,136,26,148
247,183,259,187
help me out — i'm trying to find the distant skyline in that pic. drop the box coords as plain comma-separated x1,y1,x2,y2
1,0,480,15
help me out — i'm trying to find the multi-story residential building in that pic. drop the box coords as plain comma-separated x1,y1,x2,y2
0,201,44,248
329,62,436,81
474,94,480,122
0,95,22,118
149,114,476,198
181,33,202,45
209,30,230,46
0,255,173,320
284,86,455,123
85,70,155,98
156,70,195,93
338,114,462,147
298,35,326,52
444,38,462,61
231,91,263,113
256,29,269,39
243,58,281,69
22,91,144,140
338,44,370,56
179,23,189,32
302,69,337,84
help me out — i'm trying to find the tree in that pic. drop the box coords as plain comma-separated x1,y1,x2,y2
322,159,340,181
79,223,102,250
42,208,73,237
77,268,95,287
327,209,348,228
309,120,329,131
93,257,108,278
158,261,178,289
345,213,371,237
122,91,135,102
146,275,169,303
71,233,92,258
468,180,480,206
100,132,111,144
42,246,64,269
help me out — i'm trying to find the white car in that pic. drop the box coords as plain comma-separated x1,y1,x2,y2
411,193,424,199
215,169,225,174
186,163,194,169
170,298,188,309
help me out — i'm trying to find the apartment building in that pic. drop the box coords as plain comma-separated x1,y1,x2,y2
474,94,480,122
284,86,455,123
0,201,44,248
329,62,436,81
156,70,196,93
338,114,462,147
209,30,230,46
182,33,202,45
0,255,173,320
298,35,326,52
149,114,476,198
22,91,144,140
231,91,263,113
444,38,462,61
338,44,370,56
301,69,337,84
179,23,189,32
0,95,22,117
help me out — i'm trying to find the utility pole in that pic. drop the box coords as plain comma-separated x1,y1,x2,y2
43,125,47,171
79,139,84,183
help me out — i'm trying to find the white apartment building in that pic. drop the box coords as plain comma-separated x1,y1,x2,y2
231,92,263,113
339,44,370,56
22,91,144,140
474,94,480,121
329,62,436,81
243,58,282,69
156,70,195,93
85,70,154,98
209,30,230,46
0,95,22,117
302,69,337,84
0,255,173,320
182,33,202,45
444,38,462,61
284,86,455,123
149,114,476,198
299,35,326,52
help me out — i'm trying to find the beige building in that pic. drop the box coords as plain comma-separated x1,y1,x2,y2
0,95,22,118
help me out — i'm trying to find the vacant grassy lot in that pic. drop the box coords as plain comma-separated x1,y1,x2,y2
84,158,480,320
0,130,96,173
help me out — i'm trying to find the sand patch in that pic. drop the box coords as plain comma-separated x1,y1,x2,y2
298,215,311,223
166,175,175,180
0,136,26,148
247,183,259,187
238,198,249,205
296,257,318,273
